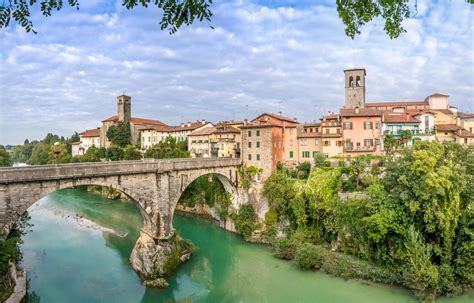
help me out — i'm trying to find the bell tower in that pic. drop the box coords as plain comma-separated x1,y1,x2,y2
344,68,366,108
117,94,131,123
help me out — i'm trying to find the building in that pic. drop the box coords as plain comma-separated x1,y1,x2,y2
341,108,382,156
296,123,322,165
381,112,422,149
72,128,101,156
188,126,216,158
457,112,474,134
344,68,366,109
210,124,241,158
241,113,299,179
320,114,343,157
101,95,168,148
140,120,213,150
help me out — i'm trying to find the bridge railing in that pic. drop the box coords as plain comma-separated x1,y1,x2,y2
0,158,242,184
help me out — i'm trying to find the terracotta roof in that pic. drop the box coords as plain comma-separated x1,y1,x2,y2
188,126,216,136
71,141,82,145
383,113,421,123
436,124,461,132
323,114,340,120
340,108,382,117
170,121,212,132
297,132,322,138
252,112,298,124
456,129,474,138
407,110,436,116
458,112,474,119
140,125,173,132
432,109,454,115
79,128,101,137
102,115,167,126
240,121,280,129
365,101,428,107
427,93,449,97
214,125,241,134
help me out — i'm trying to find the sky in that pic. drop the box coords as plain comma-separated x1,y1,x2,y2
0,0,473,145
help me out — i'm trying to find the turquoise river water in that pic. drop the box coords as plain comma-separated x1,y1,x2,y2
19,189,473,303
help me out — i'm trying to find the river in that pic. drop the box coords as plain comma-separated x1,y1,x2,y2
19,189,473,303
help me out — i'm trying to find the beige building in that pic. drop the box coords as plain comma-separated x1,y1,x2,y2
320,114,343,157
210,124,241,158
188,127,216,158
72,128,101,156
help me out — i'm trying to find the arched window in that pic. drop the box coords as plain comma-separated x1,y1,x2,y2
356,76,361,86
349,76,354,87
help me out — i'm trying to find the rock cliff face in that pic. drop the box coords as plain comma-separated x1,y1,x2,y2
129,232,193,288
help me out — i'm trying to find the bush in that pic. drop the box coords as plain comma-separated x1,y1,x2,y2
295,243,327,270
231,204,257,240
273,229,307,260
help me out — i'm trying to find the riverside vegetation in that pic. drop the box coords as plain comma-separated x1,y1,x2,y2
263,141,473,301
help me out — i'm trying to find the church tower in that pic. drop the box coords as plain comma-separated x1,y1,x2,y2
117,94,131,123
344,68,366,108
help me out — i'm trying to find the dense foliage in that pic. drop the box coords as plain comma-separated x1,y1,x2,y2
230,204,258,240
106,121,131,148
0,146,12,167
264,142,473,301
144,136,189,159
179,175,231,220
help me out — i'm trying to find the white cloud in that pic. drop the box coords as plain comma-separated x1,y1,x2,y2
0,0,473,144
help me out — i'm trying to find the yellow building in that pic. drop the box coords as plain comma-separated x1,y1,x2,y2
320,114,343,157
210,124,241,158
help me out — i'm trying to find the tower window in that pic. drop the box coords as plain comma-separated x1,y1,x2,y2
356,76,361,86
349,76,354,87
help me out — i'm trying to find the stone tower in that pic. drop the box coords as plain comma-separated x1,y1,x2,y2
344,68,366,108
117,94,131,123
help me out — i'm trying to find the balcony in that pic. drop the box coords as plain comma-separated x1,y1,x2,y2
344,145,376,152
384,129,435,136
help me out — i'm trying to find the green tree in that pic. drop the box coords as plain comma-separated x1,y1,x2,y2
0,145,12,167
28,142,50,165
314,152,330,168
106,147,125,161
231,203,257,240
80,146,101,162
124,145,142,160
48,142,71,164
106,121,131,148
400,130,413,147
144,136,189,159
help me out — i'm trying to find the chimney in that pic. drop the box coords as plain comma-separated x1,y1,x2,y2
278,111,282,116
243,119,248,125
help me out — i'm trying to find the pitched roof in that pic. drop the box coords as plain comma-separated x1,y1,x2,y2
188,126,216,136
140,125,173,132
456,129,474,138
79,128,101,137
340,108,382,117
383,113,421,123
302,122,321,127
240,121,280,129
323,114,340,120
427,93,449,97
458,112,474,119
431,109,454,115
252,112,298,124
170,121,212,132
436,124,461,132
365,101,428,107
71,141,82,145
102,115,167,126
214,125,241,134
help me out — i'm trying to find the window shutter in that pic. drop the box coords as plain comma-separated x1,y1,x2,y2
370,122,373,129
363,123,366,130
350,122,353,130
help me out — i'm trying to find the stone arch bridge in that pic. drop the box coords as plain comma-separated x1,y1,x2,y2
0,158,243,279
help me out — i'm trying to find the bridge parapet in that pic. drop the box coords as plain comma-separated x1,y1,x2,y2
0,158,241,184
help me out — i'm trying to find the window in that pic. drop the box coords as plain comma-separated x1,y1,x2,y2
364,139,374,147
324,140,330,146
302,151,310,158
337,128,341,134
290,139,293,146
336,140,342,147
248,142,252,148
356,76,361,86
289,128,293,134
248,154,252,160
256,141,260,148
344,122,352,130
312,151,317,158
364,121,372,129
300,139,307,146
349,76,354,87
315,139,319,145
375,122,380,129
290,151,294,158
256,154,260,160
425,116,429,130
325,129,329,134
256,130,260,136
248,130,252,137
375,139,380,145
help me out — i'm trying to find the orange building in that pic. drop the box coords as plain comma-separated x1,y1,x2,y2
340,108,382,157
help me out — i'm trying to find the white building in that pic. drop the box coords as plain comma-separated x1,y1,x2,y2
72,128,101,156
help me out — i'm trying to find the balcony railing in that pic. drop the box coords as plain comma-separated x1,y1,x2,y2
344,145,376,152
383,129,435,136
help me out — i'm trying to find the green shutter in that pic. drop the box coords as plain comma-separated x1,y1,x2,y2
290,151,293,158
257,154,260,160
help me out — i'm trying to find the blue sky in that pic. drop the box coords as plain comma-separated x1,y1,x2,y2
1,0,473,144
